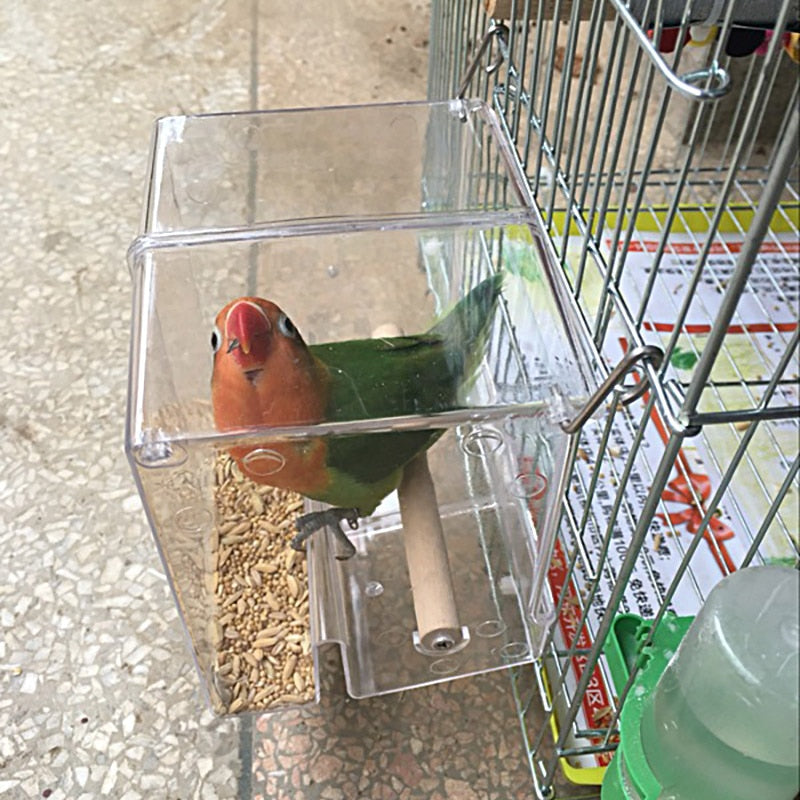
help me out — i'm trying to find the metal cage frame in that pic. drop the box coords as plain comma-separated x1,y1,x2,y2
428,1,799,796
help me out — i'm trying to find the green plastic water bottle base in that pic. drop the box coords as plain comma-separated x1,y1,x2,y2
600,614,694,800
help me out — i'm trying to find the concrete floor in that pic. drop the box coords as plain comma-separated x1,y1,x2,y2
0,2,603,798
0,5,245,795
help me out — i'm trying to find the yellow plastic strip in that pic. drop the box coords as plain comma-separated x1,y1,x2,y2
548,202,800,239
539,664,609,786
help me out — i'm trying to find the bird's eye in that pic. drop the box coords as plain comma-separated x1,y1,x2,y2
277,313,298,339
211,326,222,353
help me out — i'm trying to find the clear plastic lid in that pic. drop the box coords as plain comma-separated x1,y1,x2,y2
663,565,799,766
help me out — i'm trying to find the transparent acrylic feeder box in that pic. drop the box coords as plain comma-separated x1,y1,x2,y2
125,100,595,714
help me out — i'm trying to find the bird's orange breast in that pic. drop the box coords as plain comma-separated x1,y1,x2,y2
212,345,332,496
229,437,329,496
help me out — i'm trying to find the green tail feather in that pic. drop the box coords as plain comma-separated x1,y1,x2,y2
427,272,503,391
428,272,503,344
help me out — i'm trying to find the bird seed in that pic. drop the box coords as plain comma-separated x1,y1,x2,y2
209,454,315,713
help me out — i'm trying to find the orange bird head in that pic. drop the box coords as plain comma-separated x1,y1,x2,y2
210,297,327,432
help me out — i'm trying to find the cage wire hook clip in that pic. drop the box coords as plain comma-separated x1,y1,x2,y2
561,345,664,434
457,23,509,100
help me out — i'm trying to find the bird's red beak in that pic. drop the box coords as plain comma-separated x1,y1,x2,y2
225,301,271,362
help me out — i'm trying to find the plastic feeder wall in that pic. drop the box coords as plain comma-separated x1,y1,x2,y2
125,100,595,714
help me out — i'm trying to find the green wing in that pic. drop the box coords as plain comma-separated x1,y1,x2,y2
307,274,502,510
308,336,452,507
311,273,502,421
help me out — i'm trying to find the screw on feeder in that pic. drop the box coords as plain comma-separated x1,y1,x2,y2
431,632,456,650
132,432,188,469
416,625,471,657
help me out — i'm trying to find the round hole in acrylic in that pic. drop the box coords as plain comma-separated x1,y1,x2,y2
184,177,216,205
498,642,529,661
376,628,406,648
174,506,212,532
429,658,459,676
475,619,507,638
461,426,504,458
508,471,547,500
242,448,286,476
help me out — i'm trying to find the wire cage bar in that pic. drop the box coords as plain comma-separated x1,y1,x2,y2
429,1,799,796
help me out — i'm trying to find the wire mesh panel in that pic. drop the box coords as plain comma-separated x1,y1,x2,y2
429,1,799,796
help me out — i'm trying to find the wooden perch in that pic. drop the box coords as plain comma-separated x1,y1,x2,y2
371,322,463,653
398,452,462,652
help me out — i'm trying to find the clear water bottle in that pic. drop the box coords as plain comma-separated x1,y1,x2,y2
640,565,799,800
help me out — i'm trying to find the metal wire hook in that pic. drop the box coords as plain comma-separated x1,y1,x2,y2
561,345,664,434
457,23,509,99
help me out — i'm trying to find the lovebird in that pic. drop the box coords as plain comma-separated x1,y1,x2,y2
210,273,502,558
